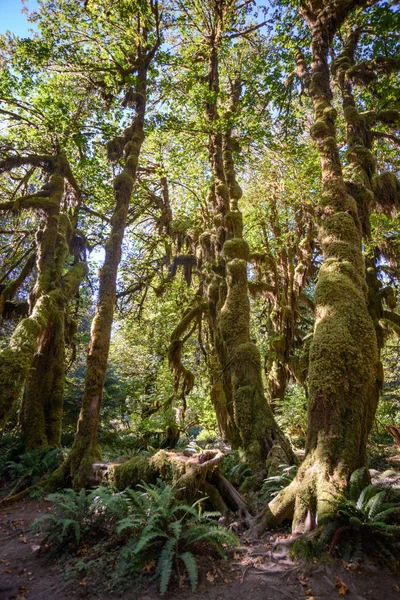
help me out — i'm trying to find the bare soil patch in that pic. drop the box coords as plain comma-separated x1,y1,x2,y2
0,498,399,600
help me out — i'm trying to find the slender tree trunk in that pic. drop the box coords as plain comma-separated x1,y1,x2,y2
202,24,295,470
62,58,152,488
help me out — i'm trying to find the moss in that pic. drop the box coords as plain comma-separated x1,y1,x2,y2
371,172,400,215
320,211,361,245
229,181,243,201
222,238,249,262
107,137,125,161
322,136,338,153
265,444,288,476
347,145,376,173
0,295,56,426
343,105,360,125
109,456,157,490
216,183,229,201
324,106,337,121
149,449,186,481
113,171,134,192
225,210,243,237
310,120,329,139
378,109,400,126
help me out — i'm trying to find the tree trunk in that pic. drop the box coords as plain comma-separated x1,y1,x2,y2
61,52,155,489
256,1,380,534
0,165,86,441
201,19,295,471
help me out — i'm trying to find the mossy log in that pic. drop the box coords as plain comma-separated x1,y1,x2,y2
92,449,252,518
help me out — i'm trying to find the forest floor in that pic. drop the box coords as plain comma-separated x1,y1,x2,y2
1,497,400,600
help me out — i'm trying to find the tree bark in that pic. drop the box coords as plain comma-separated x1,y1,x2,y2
201,8,295,471
257,0,380,534
61,38,159,488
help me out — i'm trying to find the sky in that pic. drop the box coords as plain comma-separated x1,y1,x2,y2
0,0,38,36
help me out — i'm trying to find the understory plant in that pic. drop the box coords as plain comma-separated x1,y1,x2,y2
33,480,239,594
2,447,63,496
260,464,298,501
31,486,120,552
292,468,400,566
117,480,239,594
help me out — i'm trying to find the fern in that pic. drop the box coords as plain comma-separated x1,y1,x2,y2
260,464,298,502
117,480,239,594
312,473,400,566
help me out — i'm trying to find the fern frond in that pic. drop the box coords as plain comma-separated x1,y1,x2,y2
366,491,387,519
158,538,176,595
348,467,369,503
180,552,198,591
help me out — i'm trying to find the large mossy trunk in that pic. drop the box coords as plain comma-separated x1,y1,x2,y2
0,166,86,446
256,0,380,534
20,309,65,449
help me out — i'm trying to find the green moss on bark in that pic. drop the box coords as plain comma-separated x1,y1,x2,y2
109,456,157,490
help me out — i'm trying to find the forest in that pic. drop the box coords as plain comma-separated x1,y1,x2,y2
0,0,400,598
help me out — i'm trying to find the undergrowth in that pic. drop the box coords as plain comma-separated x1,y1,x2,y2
33,480,239,595
291,468,400,568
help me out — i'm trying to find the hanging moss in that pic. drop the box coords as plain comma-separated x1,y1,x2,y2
310,120,330,139
225,210,243,237
371,172,400,216
113,171,134,193
106,136,125,161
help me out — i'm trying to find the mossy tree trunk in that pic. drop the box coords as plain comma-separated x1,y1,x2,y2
200,6,295,471
254,0,380,534
60,29,160,489
0,157,87,448
335,30,400,354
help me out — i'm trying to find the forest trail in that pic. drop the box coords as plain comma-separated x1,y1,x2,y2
1,499,399,600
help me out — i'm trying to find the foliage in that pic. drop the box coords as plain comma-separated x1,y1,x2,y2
292,468,400,567
260,464,298,502
274,386,308,447
32,480,238,594
117,480,239,594
222,450,253,487
31,486,122,552
2,446,63,495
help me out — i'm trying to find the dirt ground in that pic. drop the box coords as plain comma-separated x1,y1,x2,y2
1,498,400,600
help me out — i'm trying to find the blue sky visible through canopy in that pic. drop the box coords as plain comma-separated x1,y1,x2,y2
0,0,38,36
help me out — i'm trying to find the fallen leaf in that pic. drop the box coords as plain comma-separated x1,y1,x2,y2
80,578,87,587
233,553,240,560
142,560,156,573
298,574,309,587
393,585,400,593
334,578,349,596
206,571,215,583
31,545,40,552
305,589,313,595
